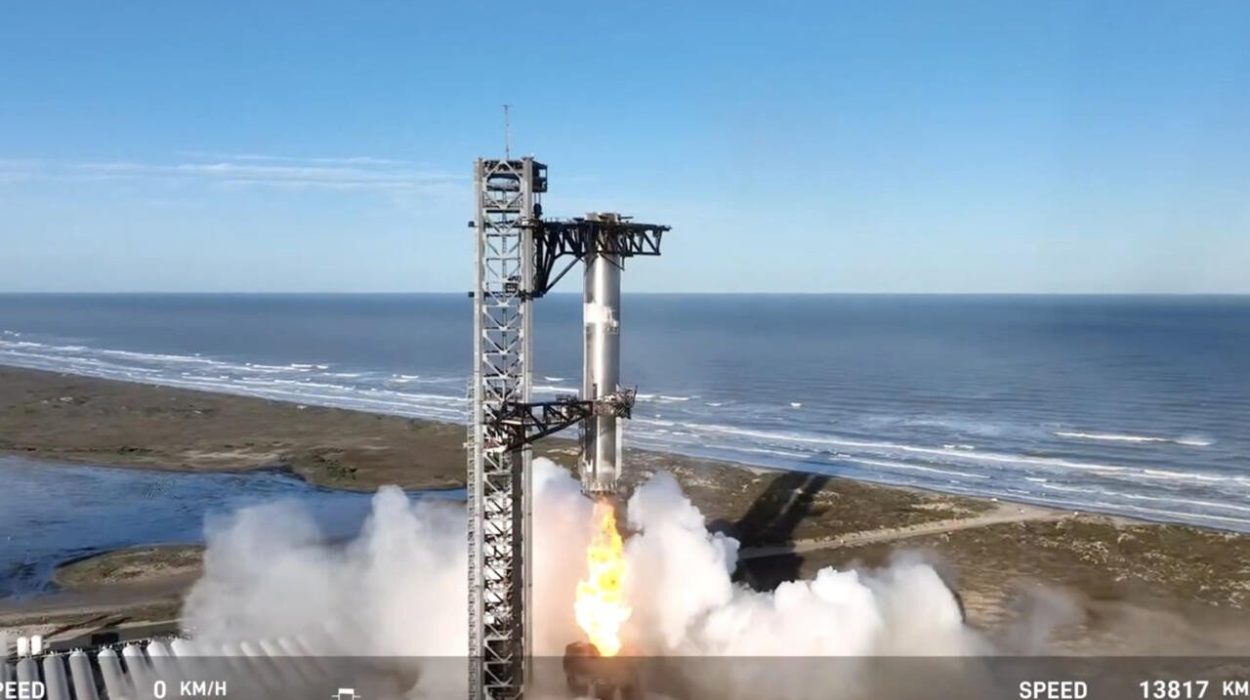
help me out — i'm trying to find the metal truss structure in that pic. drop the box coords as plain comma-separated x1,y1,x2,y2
468,157,544,700
530,218,666,298
485,389,637,453
468,156,667,699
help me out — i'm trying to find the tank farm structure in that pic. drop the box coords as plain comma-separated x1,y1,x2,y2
1,155,671,700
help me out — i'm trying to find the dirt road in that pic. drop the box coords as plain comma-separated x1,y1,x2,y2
739,501,1069,560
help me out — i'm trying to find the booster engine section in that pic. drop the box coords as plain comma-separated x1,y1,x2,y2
581,216,624,496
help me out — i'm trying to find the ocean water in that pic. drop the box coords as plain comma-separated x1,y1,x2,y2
0,293,1247,532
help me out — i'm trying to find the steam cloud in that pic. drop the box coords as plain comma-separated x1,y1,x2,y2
182,459,984,696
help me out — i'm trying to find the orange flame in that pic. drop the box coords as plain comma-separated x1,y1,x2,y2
574,499,631,657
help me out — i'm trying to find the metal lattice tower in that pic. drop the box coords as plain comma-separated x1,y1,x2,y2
468,157,545,700
467,155,666,699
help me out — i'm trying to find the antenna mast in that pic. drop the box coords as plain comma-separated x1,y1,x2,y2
503,104,512,159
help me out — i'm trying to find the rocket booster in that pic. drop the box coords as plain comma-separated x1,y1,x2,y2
579,220,624,495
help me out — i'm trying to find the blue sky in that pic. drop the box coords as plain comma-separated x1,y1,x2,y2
1,1,1247,293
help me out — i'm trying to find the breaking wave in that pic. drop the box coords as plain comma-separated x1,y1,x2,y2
1,332,1246,533
1056,431,1213,447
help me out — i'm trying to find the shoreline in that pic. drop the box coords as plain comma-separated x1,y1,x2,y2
0,364,1017,519
0,363,1183,531
4,365,1250,654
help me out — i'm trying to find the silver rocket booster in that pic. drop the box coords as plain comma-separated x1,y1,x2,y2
580,215,623,495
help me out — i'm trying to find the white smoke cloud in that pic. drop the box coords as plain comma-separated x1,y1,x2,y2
181,458,987,697
181,487,468,656
182,459,589,656
620,470,978,657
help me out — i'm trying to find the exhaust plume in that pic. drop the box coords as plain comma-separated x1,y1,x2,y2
573,499,632,656
182,458,985,696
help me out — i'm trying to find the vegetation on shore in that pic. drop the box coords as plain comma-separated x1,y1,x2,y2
6,365,1250,652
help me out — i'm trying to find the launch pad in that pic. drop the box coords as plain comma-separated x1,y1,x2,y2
466,157,670,699
563,641,641,700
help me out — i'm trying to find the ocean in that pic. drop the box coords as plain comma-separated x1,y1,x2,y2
1,293,1247,532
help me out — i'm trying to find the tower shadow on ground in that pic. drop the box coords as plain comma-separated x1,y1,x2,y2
709,470,830,592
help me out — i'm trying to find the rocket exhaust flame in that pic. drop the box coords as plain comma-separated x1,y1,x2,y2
574,499,631,657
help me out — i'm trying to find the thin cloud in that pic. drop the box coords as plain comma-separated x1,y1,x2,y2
0,155,463,193
176,150,420,167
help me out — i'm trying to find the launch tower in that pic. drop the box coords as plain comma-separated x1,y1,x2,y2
467,157,668,699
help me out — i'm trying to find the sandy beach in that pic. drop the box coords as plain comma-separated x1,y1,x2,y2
2,365,1249,653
